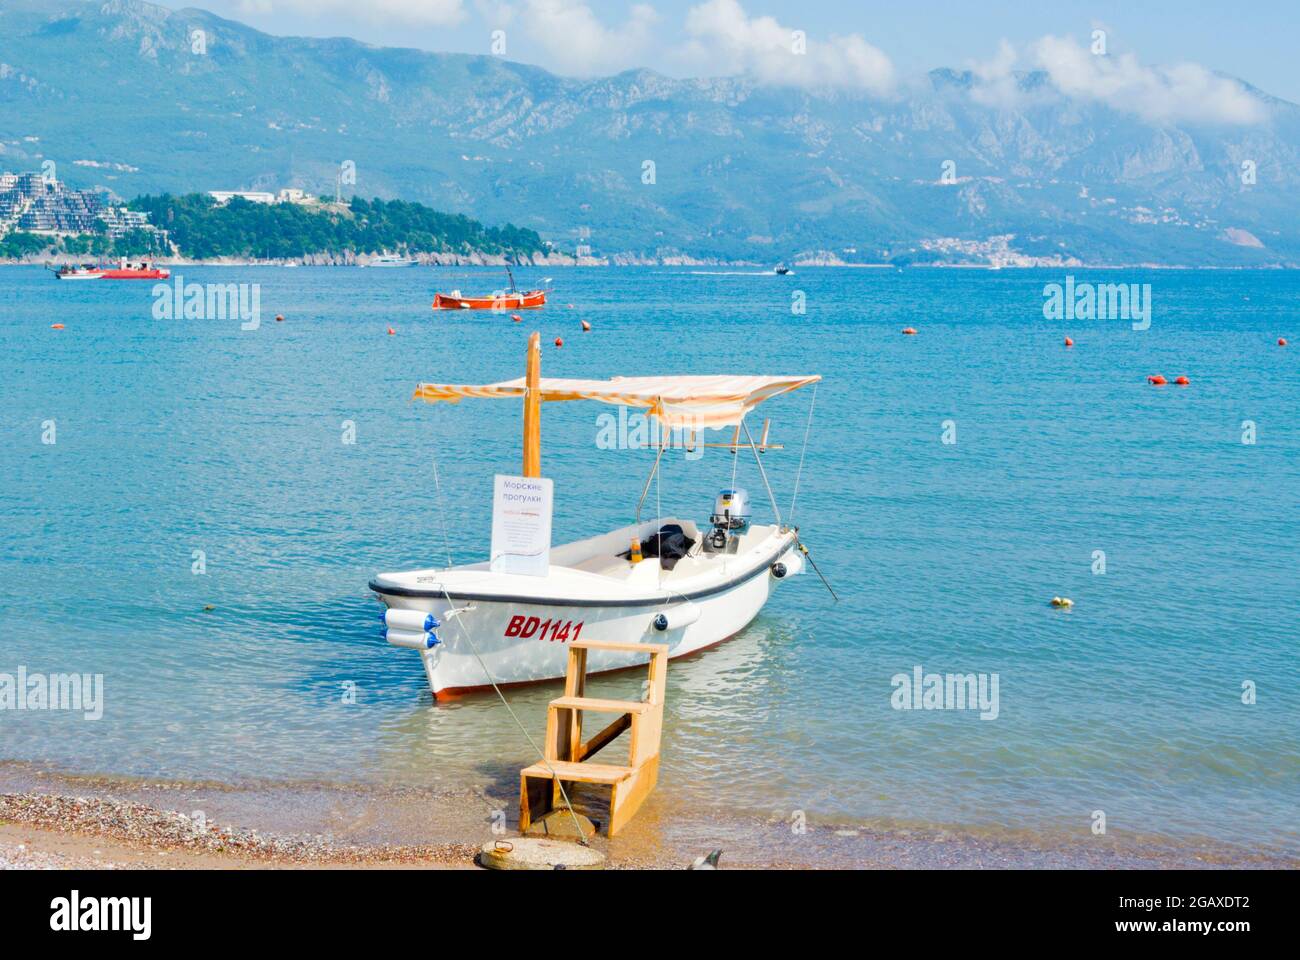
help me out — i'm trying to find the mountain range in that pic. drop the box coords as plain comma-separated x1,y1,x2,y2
2,0,1299,266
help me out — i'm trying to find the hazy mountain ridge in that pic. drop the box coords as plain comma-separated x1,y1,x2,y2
2,0,1298,265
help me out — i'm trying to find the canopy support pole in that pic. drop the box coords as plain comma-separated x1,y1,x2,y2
742,418,783,529
635,431,669,527
523,332,541,477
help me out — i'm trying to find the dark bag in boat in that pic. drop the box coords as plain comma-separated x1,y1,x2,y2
620,524,696,571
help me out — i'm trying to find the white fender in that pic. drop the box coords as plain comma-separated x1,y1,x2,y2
385,608,439,632
653,602,701,632
386,628,439,650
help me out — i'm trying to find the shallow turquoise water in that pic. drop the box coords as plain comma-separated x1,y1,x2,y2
1,265,1297,855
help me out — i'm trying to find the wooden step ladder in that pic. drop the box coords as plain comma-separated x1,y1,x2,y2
519,639,668,838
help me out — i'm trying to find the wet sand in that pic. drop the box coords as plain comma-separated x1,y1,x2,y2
2,764,1293,870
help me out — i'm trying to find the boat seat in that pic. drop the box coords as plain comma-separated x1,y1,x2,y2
567,555,661,584
569,554,627,576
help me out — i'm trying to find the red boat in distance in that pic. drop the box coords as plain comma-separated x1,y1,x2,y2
433,289,546,310
53,259,170,280
432,266,546,310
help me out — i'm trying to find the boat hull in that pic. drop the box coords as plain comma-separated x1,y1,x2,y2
98,269,171,279
55,269,170,280
373,537,796,697
432,290,546,310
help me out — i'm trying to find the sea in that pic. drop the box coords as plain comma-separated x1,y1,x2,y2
1,264,1296,864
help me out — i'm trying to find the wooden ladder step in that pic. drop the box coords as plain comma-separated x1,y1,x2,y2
569,639,669,655
521,631,670,838
521,760,635,784
551,695,653,715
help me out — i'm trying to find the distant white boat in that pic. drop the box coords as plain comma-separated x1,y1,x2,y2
363,253,417,268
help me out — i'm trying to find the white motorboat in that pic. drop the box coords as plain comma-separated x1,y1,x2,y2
363,252,417,267
52,265,105,280
369,332,822,698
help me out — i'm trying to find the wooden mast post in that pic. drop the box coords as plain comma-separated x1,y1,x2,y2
523,331,542,477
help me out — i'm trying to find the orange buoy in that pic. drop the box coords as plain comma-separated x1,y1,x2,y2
1279,338,1288,347
902,327,917,335
275,314,284,322
1147,374,1167,386
386,327,396,335
1064,336,1074,347
581,319,591,332
1174,376,1190,386
554,337,564,348
511,314,522,323
50,323,65,330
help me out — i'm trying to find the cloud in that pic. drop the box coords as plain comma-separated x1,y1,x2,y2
682,0,895,94
237,0,467,27
968,39,1020,108
232,1,1268,127
473,0,515,27
1032,35,1265,125
510,1,659,77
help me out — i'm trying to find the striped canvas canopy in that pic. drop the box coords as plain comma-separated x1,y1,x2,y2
413,374,820,429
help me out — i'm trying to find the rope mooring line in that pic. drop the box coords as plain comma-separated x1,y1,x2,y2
435,586,590,845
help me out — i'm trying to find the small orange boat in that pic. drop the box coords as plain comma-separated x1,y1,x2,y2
433,289,546,310
432,266,546,310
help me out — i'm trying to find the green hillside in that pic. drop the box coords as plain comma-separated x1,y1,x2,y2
128,194,546,260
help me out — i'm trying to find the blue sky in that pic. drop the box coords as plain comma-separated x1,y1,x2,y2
203,1,1300,104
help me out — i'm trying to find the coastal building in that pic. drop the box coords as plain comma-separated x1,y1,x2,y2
208,190,276,206
99,206,156,239
208,188,314,206
18,187,104,233
1,171,103,234
0,169,167,244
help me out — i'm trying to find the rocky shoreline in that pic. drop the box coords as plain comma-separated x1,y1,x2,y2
3,782,1293,871
0,793,478,869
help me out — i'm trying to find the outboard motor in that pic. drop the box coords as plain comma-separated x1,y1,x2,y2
706,488,750,552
